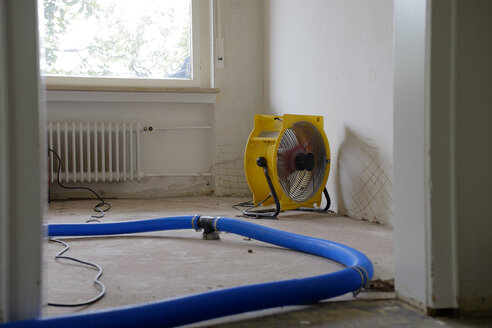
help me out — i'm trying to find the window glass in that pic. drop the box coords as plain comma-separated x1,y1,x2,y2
38,0,192,80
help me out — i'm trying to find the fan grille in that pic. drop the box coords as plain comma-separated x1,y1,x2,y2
276,121,327,202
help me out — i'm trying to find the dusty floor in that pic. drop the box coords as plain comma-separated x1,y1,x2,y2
42,197,491,327
209,300,492,328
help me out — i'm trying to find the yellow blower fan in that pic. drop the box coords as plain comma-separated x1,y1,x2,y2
242,114,331,218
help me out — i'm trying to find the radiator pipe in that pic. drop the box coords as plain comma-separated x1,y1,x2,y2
142,125,212,132
4,216,373,328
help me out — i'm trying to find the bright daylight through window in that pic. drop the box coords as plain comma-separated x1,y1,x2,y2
38,0,195,86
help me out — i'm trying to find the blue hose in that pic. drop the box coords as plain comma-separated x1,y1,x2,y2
4,216,373,328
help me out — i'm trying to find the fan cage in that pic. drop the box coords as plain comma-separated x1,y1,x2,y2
276,121,327,202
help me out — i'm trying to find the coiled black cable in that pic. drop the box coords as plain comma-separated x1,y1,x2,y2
48,148,111,222
48,238,106,307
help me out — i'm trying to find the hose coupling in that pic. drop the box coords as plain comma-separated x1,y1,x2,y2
351,265,371,297
196,216,220,240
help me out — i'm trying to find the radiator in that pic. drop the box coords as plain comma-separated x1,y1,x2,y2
48,122,141,183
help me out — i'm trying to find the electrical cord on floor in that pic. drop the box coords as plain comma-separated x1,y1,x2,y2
48,238,106,307
48,148,111,222
48,148,109,307
232,195,274,216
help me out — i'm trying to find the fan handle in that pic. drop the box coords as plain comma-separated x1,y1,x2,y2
241,157,281,219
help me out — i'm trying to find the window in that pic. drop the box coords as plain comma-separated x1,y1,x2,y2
38,0,211,88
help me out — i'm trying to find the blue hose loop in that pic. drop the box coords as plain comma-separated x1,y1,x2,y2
46,216,193,237
5,216,373,328
215,217,373,288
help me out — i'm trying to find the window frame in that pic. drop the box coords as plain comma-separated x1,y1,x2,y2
41,0,212,89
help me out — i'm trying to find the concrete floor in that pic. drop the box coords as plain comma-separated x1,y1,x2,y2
42,196,490,327
209,300,492,328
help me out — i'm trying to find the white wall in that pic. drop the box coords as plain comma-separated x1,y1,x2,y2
213,0,264,196
46,93,215,198
46,0,265,199
394,0,492,313
393,0,430,310
454,0,492,312
264,0,394,224
0,2,6,321
427,0,459,310
44,0,219,199
0,0,44,321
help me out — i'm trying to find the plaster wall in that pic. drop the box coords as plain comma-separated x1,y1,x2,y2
0,0,44,321
393,0,429,309
46,96,215,198
394,0,492,312
213,0,264,196
455,0,492,312
264,0,394,224
0,1,7,321
46,0,264,198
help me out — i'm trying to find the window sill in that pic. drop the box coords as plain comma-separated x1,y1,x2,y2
45,86,220,104
46,84,219,93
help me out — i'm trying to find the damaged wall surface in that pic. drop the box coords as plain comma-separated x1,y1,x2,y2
46,93,215,198
213,0,264,196
264,0,394,224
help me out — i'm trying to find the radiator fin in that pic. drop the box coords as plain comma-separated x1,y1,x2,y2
48,122,140,183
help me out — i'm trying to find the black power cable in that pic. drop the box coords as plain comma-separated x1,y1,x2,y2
48,148,111,222
232,157,281,219
233,195,273,215
295,187,332,213
48,238,106,307
47,148,110,307
234,156,332,217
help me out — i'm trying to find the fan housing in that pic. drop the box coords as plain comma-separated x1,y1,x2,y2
244,114,331,213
